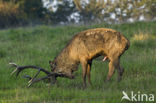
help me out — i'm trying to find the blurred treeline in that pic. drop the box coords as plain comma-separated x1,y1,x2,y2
0,0,48,28
0,0,155,28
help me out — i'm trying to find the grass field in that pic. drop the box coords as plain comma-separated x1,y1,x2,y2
0,21,156,103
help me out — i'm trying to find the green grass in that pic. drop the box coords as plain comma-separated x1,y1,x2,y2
0,21,156,103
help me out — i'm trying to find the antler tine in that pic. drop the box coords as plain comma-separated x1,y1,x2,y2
28,69,41,84
9,62,18,67
9,62,19,75
9,62,25,77
28,74,51,87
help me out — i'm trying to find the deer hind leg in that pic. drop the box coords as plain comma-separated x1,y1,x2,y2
81,59,88,88
87,61,92,86
117,65,124,82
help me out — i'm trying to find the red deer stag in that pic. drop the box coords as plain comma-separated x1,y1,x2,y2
10,28,130,87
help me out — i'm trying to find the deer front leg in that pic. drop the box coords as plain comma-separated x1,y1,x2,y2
81,60,88,88
109,58,124,82
106,59,119,81
87,61,92,86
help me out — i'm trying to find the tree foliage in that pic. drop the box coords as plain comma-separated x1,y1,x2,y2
48,0,76,24
0,0,21,28
0,0,47,28
19,0,47,19
0,0,155,28
73,0,107,23
73,0,156,23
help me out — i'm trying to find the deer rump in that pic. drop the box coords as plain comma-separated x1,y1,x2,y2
9,28,130,87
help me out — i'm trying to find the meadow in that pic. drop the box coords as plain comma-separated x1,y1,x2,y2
0,21,156,103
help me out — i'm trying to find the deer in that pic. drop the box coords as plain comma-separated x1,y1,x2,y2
9,28,130,87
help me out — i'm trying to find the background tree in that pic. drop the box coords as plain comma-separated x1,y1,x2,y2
19,0,47,19
0,0,21,28
0,0,48,28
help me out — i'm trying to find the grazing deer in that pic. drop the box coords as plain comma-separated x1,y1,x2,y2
10,28,130,87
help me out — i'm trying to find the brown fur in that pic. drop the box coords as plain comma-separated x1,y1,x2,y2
49,28,130,87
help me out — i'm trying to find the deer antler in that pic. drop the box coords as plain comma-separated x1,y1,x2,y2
9,62,70,87
9,62,57,87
